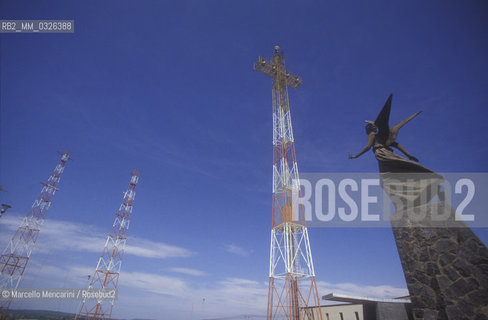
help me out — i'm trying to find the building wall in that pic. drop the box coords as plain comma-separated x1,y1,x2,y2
305,304,364,320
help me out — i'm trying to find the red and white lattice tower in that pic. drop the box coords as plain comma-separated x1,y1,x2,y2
0,150,72,316
75,169,139,320
254,46,323,320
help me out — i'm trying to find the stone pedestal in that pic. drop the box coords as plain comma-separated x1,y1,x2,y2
380,173,488,319
390,201,488,319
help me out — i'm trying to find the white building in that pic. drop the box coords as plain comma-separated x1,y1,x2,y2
303,293,412,320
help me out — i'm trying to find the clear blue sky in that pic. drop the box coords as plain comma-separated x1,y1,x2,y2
1,0,487,319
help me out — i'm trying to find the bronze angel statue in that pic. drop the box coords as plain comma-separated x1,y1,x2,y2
349,94,436,174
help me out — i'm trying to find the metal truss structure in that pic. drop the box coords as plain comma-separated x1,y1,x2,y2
255,46,322,320
0,150,72,317
75,169,139,320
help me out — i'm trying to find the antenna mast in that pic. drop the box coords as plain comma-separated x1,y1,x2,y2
0,150,72,316
254,46,322,320
75,169,140,319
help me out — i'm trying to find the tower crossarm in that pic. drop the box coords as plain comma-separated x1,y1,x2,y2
253,47,302,89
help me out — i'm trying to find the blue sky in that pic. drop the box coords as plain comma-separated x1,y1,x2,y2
1,0,487,319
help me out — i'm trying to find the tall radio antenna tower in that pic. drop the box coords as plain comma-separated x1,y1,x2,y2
75,169,140,320
0,150,72,316
254,46,322,320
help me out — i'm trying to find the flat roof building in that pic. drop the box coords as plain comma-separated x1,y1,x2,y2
303,293,412,320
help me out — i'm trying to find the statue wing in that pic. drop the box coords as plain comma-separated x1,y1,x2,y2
374,94,393,144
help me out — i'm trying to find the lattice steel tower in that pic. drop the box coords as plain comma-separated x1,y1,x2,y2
75,169,139,320
0,150,72,316
254,46,322,320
